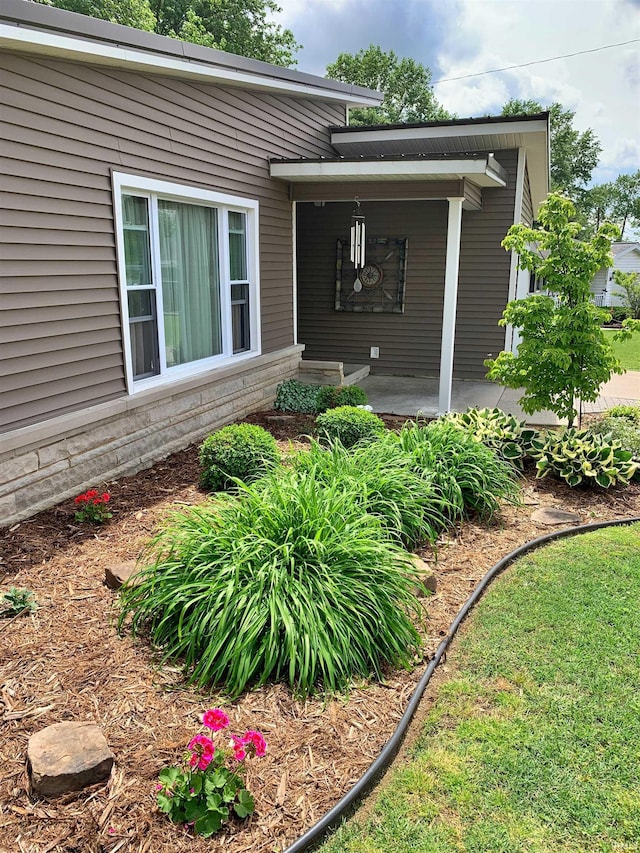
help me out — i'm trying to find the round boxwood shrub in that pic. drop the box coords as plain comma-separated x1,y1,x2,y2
316,405,386,448
199,424,279,491
315,384,368,413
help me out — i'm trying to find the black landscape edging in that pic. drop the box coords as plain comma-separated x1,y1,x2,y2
284,515,640,853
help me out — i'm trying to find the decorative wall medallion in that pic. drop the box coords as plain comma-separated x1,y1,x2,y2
335,237,408,313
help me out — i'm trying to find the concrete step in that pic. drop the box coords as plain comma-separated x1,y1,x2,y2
342,364,370,385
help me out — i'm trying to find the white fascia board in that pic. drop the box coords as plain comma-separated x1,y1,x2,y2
331,119,549,148
0,24,381,106
270,158,506,185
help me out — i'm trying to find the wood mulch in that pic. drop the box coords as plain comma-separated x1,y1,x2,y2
1,411,639,853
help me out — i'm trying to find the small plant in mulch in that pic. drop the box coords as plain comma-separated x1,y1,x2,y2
73,490,112,523
1,586,37,617
157,708,266,838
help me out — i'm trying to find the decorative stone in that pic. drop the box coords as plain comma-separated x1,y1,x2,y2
409,554,437,596
105,561,141,590
28,722,114,797
265,415,297,424
531,507,581,526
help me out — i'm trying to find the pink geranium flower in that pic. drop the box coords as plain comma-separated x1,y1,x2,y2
241,730,267,757
230,735,247,762
202,708,230,732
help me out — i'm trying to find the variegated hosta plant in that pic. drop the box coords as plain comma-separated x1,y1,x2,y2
442,407,539,471
530,428,638,488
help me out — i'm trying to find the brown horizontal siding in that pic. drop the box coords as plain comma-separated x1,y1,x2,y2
454,150,517,379
297,200,447,376
0,49,344,432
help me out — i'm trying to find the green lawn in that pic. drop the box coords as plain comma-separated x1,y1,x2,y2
603,328,640,371
321,523,640,853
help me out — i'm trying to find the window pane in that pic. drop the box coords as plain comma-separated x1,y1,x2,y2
129,318,159,379
128,289,154,319
159,200,222,366
231,283,250,353
122,195,152,287
229,211,247,281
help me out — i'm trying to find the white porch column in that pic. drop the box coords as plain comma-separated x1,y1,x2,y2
438,196,464,414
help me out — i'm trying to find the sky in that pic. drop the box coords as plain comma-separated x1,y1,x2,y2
273,0,640,186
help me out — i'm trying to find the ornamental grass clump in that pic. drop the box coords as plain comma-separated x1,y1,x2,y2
293,439,448,548
119,466,423,697
199,423,279,492
386,420,520,521
316,405,386,448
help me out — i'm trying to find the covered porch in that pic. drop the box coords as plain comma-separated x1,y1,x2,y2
270,115,550,415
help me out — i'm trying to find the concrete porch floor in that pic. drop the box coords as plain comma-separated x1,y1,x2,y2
358,371,640,426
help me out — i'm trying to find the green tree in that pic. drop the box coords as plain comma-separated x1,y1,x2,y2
326,45,452,126
37,0,157,29
502,99,601,199
613,270,640,319
485,193,623,426
150,0,299,66
38,0,299,67
581,171,640,239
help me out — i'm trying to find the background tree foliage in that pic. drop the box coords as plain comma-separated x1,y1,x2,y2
580,171,640,239
325,45,453,126
37,0,299,66
38,0,157,29
502,98,601,199
485,193,622,426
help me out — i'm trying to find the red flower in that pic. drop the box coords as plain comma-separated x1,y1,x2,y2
102,493,110,502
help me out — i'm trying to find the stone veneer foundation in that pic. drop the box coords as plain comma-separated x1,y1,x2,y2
0,346,303,528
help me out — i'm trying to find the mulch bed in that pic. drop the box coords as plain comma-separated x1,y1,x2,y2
1,411,639,853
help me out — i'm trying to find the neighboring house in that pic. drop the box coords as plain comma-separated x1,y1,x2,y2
0,0,549,527
591,242,640,307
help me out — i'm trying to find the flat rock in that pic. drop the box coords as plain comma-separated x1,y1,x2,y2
266,415,297,424
531,507,581,526
28,722,114,797
409,554,437,596
105,561,141,590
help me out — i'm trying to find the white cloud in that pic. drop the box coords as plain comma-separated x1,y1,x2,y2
274,0,640,183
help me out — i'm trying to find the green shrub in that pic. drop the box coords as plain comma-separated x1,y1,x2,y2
315,384,368,413
589,417,640,463
608,306,631,323
442,407,539,471
274,379,320,413
316,406,386,448
603,404,640,423
530,428,638,487
293,439,447,548
119,468,423,697
199,424,279,491
388,421,520,521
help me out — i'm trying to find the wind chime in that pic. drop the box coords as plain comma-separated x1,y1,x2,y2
350,197,366,292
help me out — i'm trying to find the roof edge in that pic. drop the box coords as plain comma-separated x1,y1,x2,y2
332,112,550,133
0,0,383,104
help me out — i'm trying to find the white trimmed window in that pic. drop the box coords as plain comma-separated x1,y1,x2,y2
113,173,259,391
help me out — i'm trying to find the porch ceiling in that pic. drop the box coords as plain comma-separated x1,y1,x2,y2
270,153,507,188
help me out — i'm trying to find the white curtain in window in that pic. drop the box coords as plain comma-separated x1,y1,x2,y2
158,200,222,366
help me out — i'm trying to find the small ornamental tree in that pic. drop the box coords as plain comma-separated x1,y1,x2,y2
485,193,623,426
